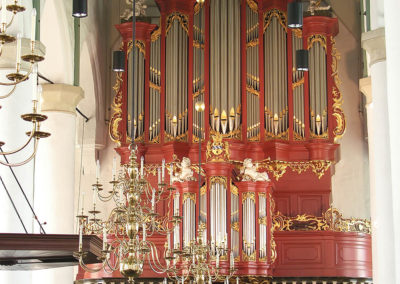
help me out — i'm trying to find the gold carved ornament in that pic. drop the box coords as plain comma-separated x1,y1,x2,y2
242,192,256,203
292,28,302,39
183,192,196,204
292,77,305,89
269,193,277,263
331,36,346,143
264,9,287,33
151,25,161,42
127,39,146,56
166,12,189,35
231,221,240,232
273,207,371,234
206,133,231,162
210,176,227,188
256,159,333,180
242,250,256,262
246,0,258,13
109,62,124,145
230,182,239,196
307,34,327,52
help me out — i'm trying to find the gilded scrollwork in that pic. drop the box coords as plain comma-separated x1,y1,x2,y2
264,9,287,33
183,192,196,204
331,36,346,143
230,182,239,196
166,12,189,35
273,207,371,234
269,193,277,263
242,192,256,203
127,39,146,55
109,70,124,145
307,34,327,51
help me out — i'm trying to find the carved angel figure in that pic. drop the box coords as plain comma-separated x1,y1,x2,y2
241,158,270,182
171,157,196,183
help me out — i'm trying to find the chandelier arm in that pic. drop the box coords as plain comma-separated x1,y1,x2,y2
0,122,36,155
147,241,169,273
78,256,104,273
0,65,33,86
103,254,119,273
6,12,16,28
0,137,39,167
0,84,16,99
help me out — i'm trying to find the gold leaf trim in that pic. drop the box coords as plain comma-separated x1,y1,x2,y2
292,28,302,38
231,183,239,196
151,26,161,42
149,81,161,92
242,192,256,203
231,221,240,232
109,71,124,145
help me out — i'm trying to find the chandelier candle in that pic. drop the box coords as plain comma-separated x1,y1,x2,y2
31,9,36,43
140,156,144,177
96,160,100,179
16,33,21,70
31,64,38,100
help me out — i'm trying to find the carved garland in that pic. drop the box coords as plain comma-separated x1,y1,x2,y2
109,71,124,145
307,34,327,51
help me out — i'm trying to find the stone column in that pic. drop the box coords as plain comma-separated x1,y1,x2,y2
361,28,397,283
32,84,84,284
383,0,400,279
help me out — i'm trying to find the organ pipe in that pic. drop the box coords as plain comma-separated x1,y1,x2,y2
210,0,241,136
292,30,305,140
308,38,328,137
166,14,188,141
264,11,288,139
150,29,161,143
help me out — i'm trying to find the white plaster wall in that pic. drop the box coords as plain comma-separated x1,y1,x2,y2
331,21,370,219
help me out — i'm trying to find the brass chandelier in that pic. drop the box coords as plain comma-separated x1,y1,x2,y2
0,2,49,167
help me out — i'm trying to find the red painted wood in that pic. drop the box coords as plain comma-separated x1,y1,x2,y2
274,231,372,278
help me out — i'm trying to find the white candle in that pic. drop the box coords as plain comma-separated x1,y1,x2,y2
31,8,36,43
16,33,21,69
140,156,144,177
1,0,6,25
151,189,155,210
96,160,100,180
112,156,116,177
167,232,171,249
142,223,146,241
32,64,38,100
157,168,161,184
79,224,83,251
230,251,234,269
216,251,220,268
236,277,239,284
102,227,107,250
161,159,165,181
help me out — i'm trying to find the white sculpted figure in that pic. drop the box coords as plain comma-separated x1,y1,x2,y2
171,157,196,183
241,158,270,182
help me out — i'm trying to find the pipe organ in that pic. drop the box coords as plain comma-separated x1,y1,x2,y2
110,0,344,146
105,0,370,282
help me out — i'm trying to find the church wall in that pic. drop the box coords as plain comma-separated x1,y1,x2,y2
331,21,370,219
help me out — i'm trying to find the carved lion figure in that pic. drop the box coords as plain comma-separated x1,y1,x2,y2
241,158,270,182
171,157,196,183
